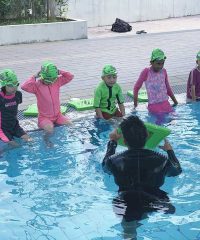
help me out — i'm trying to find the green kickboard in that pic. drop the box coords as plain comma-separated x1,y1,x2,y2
23,104,67,116
127,89,148,102
68,98,94,111
117,122,171,149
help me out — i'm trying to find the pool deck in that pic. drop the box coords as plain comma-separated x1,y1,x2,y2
0,15,200,110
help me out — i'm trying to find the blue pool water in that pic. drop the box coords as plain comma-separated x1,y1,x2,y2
0,102,200,240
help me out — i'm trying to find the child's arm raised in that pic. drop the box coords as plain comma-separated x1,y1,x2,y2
58,70,74,86
21,75,38,94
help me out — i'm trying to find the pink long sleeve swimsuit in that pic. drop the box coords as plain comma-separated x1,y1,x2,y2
134,67,174,113
21,70,74,128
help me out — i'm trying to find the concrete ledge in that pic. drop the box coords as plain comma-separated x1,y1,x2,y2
0,18,88,45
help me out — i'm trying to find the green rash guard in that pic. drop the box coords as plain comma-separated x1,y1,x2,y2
93,81,124,114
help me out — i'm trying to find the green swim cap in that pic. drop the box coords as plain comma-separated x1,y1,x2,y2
0,69,19,87
196,51,200,60
151,49,166,61
40,61,58,83
102,65,117,77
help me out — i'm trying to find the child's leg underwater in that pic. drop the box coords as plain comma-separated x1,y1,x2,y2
39,118,55,147
43,124,54,147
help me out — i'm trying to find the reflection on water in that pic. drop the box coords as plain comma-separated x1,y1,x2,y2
0,102,199,239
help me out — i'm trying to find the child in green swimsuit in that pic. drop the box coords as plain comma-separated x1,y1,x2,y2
94,65,125,120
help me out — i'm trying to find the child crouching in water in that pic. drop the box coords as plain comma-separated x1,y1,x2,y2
186,51,200,102
94,65,125,120
0,69,31,148
134,49,178,113
21,61,74,146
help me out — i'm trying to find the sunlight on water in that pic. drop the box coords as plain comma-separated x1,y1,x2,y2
0,102,200,240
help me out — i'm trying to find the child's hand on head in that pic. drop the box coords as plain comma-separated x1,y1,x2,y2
34,71,41,79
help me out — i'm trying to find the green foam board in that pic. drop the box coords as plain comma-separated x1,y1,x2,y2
23,104,67,116
127,89,148,102
68,98,94,111
117,122,171,149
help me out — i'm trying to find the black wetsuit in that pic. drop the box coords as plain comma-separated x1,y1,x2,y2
102,140,182,221
0,91,25,142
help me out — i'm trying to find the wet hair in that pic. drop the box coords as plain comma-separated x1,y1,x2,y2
1,86,6,94
120,115,148,148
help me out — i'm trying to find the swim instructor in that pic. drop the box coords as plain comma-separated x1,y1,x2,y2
102,115,182,239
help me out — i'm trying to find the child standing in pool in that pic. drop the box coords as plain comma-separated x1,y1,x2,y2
93,65,125,120
186,51,200,102
21,61,74,145
133,49,178,113
0,69,31,147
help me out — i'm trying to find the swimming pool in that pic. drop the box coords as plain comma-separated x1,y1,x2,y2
0,101,200,240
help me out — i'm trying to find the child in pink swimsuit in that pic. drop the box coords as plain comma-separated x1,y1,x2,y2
21,61,73,145
186,51,200,102
134,49,178,113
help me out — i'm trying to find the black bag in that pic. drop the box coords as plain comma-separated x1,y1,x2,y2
111,18,132,33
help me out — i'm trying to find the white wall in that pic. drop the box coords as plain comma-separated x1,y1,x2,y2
66,0,200,27
0,20,87,46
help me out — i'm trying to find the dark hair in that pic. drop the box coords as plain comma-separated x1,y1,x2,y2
120,115,148,148
1,87,6,94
